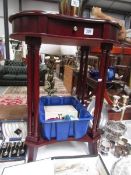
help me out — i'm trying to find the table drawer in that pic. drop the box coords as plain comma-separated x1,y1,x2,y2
48,18,103,39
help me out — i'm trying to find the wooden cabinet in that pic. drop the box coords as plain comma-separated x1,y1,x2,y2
64,65,74,93
63,65,79,94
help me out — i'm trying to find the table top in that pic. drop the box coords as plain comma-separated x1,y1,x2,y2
9,10,120,47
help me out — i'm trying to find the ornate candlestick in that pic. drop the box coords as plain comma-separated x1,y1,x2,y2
122,95,129,106
120,95,129,121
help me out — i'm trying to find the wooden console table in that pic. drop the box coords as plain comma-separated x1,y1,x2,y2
9,11,120,162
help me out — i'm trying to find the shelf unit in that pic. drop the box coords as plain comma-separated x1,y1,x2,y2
9,11,121,162
91,46,131,87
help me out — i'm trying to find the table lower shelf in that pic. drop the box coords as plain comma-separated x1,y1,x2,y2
25,133,100,162
25,132,100,147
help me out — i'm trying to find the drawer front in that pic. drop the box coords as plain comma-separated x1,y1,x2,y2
48,18,103,39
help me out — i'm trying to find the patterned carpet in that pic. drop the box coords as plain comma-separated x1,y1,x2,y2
0,77,70,105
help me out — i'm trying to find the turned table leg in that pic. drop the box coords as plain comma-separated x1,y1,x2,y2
88,142,98,155
93,43,113,137
27,145,38,162
77,46,90,102
25,37,41,161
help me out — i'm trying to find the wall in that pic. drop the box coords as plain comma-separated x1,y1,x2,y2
0,18,4,37
60,45,77,55
0,0,4,37
8,0,19,34
0,0,19,37
21,0,59,12
40,44,61,55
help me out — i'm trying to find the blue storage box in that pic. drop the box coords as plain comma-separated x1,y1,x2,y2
39,96,92,141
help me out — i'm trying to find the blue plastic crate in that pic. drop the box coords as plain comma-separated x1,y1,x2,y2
39,96,92,141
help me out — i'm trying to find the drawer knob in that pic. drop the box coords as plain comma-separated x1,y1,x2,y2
73,26,78,31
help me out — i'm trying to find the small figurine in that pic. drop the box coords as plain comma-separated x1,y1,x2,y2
112,95,121,112
44,56,57,96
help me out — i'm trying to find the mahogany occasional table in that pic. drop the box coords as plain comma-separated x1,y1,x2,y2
9,11,120,162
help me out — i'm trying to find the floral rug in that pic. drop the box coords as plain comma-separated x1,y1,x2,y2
0,96,27,105
0,77,70,106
